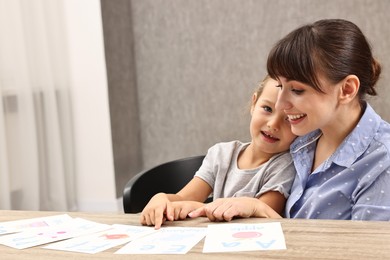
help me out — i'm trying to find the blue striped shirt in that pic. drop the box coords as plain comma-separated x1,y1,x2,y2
285,103,390,221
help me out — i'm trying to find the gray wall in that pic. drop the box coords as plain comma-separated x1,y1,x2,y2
101,0,390,197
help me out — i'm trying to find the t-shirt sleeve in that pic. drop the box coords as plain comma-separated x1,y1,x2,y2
194,148,217,189
255,152,296,199
194,141,237,192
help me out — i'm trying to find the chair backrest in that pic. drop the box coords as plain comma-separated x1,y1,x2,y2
123,155,206,213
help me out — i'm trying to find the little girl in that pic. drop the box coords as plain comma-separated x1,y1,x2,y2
140,76,297,228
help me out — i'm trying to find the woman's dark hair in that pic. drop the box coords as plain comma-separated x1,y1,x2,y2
267,19,381,99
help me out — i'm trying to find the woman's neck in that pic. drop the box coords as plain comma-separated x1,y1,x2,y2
312,101,363,171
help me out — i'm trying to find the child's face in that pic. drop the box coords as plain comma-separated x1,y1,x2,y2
249,78,297,154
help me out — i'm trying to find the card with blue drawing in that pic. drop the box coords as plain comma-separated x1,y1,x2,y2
0,217,110,249
115,227,207,255
43,224,157,254
202,222,286,253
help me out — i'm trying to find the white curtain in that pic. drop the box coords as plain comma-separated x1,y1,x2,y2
0,0,77,211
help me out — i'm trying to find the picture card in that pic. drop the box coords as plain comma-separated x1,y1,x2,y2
43,224,156,254
203,222,286,253
115,227,207,255
0,214,73,236
0,217,110,249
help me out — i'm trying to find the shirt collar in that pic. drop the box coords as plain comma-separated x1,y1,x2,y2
290,129,322,154
290,102,381,168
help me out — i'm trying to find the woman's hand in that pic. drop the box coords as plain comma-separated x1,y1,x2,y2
188,197,282,221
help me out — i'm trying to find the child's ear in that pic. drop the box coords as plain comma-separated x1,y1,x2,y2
339,75,360,104
250,93,258,115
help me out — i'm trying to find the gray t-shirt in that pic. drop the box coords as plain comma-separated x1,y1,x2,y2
195,140,296,200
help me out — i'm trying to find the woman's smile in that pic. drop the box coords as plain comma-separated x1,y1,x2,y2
287,113,307,124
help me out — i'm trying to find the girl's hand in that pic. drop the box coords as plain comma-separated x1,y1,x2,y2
169,201,204,220
188,197,282,221
140,194,204,229
140,193,172,229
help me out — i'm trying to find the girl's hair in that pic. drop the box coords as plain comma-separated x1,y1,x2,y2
246,75,271,112
267,19,381,100
253,75,271,103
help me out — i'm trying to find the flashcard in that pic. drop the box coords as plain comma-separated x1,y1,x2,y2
202,222,286,253
115,227,207,255
0,217,110,249
43,224,157,254
0,214,73,236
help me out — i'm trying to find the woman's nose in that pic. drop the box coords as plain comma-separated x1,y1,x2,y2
275,89,289,111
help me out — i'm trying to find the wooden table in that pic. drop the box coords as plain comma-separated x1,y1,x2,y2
0,210,389,259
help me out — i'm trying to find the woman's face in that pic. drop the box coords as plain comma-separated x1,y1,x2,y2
275,76,340,136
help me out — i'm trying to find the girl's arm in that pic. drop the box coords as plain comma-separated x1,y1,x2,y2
257,190,286,216
176,177,213,202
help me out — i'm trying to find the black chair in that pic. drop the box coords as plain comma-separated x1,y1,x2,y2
123,155,207,213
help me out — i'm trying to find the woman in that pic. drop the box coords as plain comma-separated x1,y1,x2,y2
190,19,390,221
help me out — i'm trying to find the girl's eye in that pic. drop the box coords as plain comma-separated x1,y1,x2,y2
276,84,282,89
262,106,272,113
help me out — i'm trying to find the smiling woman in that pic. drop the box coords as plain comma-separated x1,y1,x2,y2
266,19,390,221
